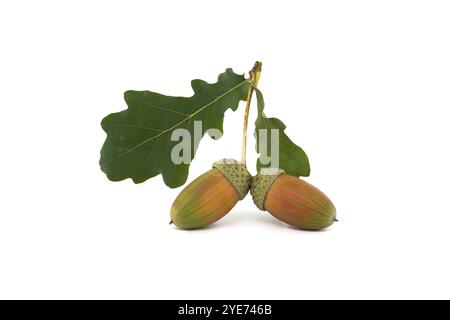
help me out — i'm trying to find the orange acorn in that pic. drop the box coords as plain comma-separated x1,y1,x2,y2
170,159,251,229
250,169,336,230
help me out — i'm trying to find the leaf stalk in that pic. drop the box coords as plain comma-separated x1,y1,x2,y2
241,61,262,165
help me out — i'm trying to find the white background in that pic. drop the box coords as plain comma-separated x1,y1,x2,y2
1,0,449,299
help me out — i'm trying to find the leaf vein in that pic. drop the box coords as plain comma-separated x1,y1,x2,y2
135,99,189,116
108,124,163,132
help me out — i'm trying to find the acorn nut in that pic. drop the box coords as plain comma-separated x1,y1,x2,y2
250,168,336,230
170,159,251,229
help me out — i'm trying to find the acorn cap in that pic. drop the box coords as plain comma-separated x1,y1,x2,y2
250,168,284,210
212,159,251,200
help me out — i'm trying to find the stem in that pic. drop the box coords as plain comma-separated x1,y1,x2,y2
241,61,262,165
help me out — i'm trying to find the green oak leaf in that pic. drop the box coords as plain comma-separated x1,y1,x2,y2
254,88,310,177
100,68,250,188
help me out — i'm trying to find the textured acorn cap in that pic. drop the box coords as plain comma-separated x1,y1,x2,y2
212,159,251,200
250,168,284,210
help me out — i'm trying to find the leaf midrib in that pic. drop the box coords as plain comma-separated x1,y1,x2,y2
106,79,250,164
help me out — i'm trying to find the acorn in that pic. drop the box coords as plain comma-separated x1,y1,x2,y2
170,159,251,229
250,168,336,230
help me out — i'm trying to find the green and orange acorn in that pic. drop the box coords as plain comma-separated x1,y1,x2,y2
250,168,337,230
170,159,251,229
